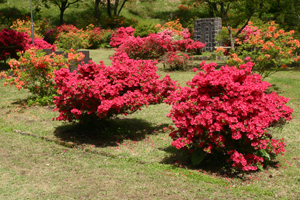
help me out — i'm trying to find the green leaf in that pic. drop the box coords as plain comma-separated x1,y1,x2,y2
191,149,206,166
259,149,271,160
257,165,264,171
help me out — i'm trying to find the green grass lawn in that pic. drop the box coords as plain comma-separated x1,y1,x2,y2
0,49,300,199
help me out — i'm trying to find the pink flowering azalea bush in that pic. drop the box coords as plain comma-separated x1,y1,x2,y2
162,51,191,71
109,26,135,47
114,29,205,68
53,52,178,123
117,34,172,60
165,61,293,171
110,26,205,64
26,38,56,51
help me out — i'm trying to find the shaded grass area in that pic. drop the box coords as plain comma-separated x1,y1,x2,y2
0,50,300,198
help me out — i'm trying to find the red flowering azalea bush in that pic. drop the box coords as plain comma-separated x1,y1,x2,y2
117,34,172,60
53,52,178,123
116,30,205,61
0,28,55,61
26,38,56,51
109,26,135,47
162,51,191,70
0,28,28,61
165,61,293,171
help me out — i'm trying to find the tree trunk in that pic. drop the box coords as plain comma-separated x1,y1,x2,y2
117,0,128,16
107,0,112,17
114,0,119,16
95,0,102,28
59,1,68,25
220,2,235,51
60,8,65,25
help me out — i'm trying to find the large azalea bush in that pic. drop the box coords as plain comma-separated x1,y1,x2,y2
165,61,293,171
53,52,178,122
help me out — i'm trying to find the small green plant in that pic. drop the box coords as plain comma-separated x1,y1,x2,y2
133,21,159,37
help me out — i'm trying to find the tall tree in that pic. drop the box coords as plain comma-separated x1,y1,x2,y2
95,0,102,28
106,0,128,17
94,0,128,28
41,0,82,25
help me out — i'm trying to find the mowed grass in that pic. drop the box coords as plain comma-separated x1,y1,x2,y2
0,50,300,199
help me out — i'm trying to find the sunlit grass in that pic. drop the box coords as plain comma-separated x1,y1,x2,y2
0,49,300,199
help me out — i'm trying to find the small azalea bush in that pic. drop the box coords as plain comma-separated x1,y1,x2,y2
10,18,51,39
115,29,205,61
116,34,170,60
55,28,90,50
161,51,191,71
86,24,113,49
53,52,178,123
0,28,54,61
227,21,300,78
0,48,84,105
0,29,28,61
53,24,113,50
26,38,55,51
109,26,135,47
43,24,78,44
157,19,185,36
165,61,293,171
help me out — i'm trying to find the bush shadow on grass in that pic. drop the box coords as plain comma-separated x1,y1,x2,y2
265,83,281,95
54,117,169,148
159,145,280,179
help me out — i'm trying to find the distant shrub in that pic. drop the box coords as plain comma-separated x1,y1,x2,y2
133,22,159,37
0,28,28,61
109,26,135,47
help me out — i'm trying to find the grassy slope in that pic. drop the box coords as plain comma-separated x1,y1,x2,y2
0,0,182,28
0,49,300,199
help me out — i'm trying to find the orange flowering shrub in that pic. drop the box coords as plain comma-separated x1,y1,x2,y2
55,28,89,50
160,19,184,36
227,22,300,78
0,48,84,105
54,24,113,50
10,18,51,39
